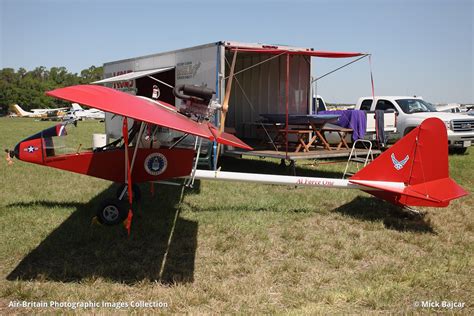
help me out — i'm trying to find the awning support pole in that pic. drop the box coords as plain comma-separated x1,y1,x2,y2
147,75,174,89
285,53,290,160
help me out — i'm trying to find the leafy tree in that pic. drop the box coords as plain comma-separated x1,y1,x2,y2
0,65,103,114
80,65,103,83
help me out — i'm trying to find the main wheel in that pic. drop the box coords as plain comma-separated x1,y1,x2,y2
96,198,128,226
116,183,141,202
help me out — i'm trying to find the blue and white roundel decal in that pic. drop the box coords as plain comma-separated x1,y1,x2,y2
144,153,167,176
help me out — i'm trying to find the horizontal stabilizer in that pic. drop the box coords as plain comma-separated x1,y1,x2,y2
403,177,468,205
350,177,468,207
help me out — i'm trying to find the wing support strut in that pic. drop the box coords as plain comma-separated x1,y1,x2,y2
122,118,133,235
169,133,190,149
185,136,203,188
118,122,145,200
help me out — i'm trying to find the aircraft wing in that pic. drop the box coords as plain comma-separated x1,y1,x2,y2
46,85,252,150
32,107,68,112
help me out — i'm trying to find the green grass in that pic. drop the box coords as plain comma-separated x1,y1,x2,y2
0,117,472,313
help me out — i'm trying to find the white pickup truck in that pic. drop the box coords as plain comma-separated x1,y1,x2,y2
316,95,397,145
355,96,474,153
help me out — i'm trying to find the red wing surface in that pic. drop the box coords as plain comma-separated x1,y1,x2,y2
47,85,214,139
47,85,252,150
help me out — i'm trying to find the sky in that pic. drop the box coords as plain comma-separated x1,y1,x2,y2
0,0,472,103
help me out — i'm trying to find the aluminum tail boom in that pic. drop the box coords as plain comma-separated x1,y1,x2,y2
191,169,404,192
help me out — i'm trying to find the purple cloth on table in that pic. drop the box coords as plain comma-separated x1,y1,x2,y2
318,110,367,141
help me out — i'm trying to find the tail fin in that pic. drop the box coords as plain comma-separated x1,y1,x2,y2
11,104,32,117
350,118,468,207
71,103,83,111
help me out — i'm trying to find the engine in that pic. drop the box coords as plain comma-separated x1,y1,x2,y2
173,84,221,122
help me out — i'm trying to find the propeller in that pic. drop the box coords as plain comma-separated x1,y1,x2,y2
216,50,238,163
5,149,14,166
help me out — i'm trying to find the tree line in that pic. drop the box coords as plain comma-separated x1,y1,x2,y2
0,65,103,115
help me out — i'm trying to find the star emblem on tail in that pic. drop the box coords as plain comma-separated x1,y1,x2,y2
391,153,409,170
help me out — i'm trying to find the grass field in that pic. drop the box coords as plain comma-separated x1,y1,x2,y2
0,117,472,313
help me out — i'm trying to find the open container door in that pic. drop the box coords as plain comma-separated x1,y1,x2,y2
223,46,311,141
93,66,176,140
221,42,366,157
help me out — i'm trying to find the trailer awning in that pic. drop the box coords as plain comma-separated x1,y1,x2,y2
93,66,174,84
229,48,366,58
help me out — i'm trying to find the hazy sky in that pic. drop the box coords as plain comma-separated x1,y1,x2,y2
1,0,472,103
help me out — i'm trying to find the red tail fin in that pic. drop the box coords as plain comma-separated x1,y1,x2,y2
350,118,468,207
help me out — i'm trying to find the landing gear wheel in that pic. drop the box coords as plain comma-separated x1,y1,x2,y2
401,206,425,219
279,159,287,168
289,160,296,176
96,198,128,226
116,183,141,202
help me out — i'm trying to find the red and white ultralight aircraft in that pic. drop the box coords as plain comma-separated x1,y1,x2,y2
6,84,468,233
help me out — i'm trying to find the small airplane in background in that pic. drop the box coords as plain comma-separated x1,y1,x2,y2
5,84,469,235
63,103,105,121
10,104,68,119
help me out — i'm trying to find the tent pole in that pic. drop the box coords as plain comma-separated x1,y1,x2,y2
285,53,290,160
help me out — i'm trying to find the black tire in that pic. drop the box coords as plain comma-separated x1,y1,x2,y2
404,128,415,136
116,183,141,202
96,198,129,226
449,147,467,155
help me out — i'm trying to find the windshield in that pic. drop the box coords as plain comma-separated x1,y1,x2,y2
395,99,438,114
41,121,106,157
